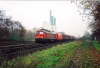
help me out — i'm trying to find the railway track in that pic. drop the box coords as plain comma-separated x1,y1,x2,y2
0,41,68,64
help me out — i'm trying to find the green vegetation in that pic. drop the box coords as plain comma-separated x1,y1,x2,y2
0,41,81,68
82,40,90,47
0,40,100,68
82,40,100,51
93,41,100,50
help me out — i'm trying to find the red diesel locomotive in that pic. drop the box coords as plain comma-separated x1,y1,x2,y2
35,28,74,43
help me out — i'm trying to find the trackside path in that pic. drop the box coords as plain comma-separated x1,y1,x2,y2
67,40,100,68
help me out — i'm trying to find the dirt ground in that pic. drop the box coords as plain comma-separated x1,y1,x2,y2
67,43,100,68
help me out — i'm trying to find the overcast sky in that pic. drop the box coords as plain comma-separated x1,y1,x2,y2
0,1,88,37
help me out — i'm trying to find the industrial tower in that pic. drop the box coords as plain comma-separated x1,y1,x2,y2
50,10,56,32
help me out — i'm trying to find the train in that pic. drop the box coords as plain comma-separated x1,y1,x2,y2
35,28,75,43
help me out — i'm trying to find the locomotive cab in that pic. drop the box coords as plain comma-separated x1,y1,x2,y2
35,31,45,39
35,28,56,43
35,30,46,43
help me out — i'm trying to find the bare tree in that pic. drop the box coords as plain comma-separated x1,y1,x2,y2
69,0,100,41
0,10,26,41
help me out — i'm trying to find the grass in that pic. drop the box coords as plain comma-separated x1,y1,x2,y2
0,41,81,68
93,41,100,50
82,40,100,51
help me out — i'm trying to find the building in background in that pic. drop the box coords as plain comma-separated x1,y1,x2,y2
50,10,56,32
41,10,56,32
